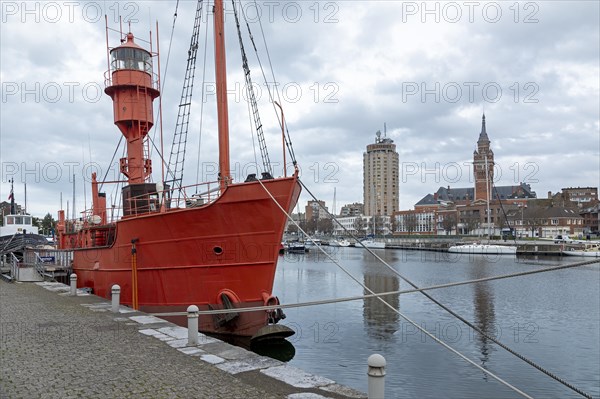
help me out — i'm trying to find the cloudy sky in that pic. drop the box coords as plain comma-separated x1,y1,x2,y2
1,0,599,219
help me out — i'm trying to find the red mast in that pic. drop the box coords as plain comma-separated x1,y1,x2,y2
104,33,160,184
214,0,231,190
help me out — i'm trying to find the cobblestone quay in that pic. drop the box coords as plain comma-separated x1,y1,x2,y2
0,281,364,399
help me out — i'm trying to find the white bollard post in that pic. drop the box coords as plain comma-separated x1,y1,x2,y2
187,305,199,346
367,354,386,399
69,273,77,296
111,285,121,313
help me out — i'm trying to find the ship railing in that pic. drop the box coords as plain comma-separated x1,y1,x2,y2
67,179,222,227
32,252,47,279
10,252,19,280
168,181,222,210
36,249,73,280
103,69,160,93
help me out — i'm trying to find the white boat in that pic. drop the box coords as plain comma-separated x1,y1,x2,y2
1,180,39,237
330,239,351,247
0,213,39,237
562,243,600,258
359,239,386,249
448,242,517,255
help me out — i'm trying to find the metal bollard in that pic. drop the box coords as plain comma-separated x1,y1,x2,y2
111,285,121,313
367,354,386,399
69,273,77,296
187,305,199,346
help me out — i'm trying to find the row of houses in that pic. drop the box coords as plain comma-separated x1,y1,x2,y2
322,203,597,238
293,186,599,238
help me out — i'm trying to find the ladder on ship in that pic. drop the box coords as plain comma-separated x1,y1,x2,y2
164,0,204,201
232,2,272,177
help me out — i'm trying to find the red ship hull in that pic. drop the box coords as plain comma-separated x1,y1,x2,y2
64,177,300,337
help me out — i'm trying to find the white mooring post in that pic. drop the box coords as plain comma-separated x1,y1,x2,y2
111,285,121,313
367,354,386,399
187,305,199,346
69,273,77,296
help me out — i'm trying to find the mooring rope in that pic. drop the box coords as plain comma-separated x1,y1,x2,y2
254,178,535,399
152,258,598,317
297,179,596,399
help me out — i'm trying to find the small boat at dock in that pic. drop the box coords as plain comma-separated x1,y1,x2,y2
330,239,351,247
562,243,600,258
358,239,386,249
448,242,517,255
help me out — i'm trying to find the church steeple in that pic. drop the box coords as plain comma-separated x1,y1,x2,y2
478,113,489,144
473,114,494,203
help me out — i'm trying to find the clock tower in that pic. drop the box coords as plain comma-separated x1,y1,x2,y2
473,114,494,203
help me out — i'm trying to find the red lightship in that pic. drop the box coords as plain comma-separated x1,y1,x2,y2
57,1,300,340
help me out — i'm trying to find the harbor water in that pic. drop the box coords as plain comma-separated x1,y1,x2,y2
274,246,600,398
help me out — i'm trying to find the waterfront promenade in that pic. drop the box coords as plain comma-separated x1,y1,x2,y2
0,281,365,399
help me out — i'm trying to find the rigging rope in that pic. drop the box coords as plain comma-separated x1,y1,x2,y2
98,135,123,193
256,178,534,399
298,179,596,399
194,16,210,192
128,2,594,396
165,0,205,199
149,0,179,159
232,0,272,176
492,183,519,245
245,0,297,166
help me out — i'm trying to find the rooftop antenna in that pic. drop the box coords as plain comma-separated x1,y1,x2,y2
384,122,387,137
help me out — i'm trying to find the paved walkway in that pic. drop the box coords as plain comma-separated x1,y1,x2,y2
0,281,365,399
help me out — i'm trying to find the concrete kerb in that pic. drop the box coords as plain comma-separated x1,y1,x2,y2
33,281,366,399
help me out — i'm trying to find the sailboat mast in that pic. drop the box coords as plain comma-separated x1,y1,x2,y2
485,155,491,237
214,0,231,190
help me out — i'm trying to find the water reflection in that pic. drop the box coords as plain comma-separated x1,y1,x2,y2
362,250,400,339
470,257,497,369
214,333,297,362
251,339,296,362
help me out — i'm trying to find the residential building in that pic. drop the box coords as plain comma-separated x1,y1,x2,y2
506,205,585,237
0,201,23,221
305,200,328,221
395,210,437,235
550,187,598,208
363,128,399,216
339,202,364,217
579,204,599,234
332,215,391,236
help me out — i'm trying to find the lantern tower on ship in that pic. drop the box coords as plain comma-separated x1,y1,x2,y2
104,31,161,216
